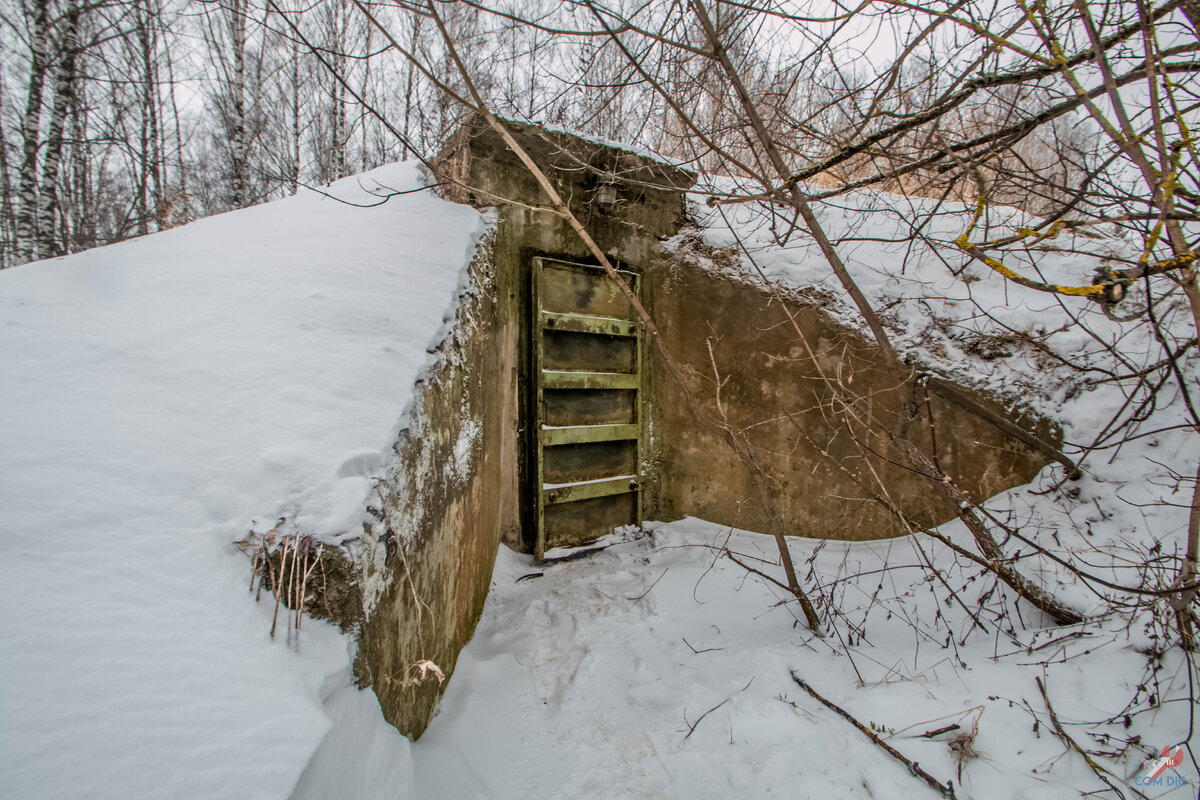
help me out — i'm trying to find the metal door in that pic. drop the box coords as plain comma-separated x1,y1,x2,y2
531,257,642,559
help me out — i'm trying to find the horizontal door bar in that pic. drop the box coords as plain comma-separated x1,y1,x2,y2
542,371,639,390
541,424,639,446
543,476,638,506
542,311,636,337
535,257,638,281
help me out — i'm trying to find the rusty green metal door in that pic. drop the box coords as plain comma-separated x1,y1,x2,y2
532,257,642,559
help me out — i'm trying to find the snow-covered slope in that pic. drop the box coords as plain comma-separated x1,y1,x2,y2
4,158,1195,800
0,164,485,799
694,186,1154,413
302,185,1198,799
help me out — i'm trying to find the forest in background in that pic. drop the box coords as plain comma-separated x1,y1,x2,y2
5,0,1185,266
1,0,498,265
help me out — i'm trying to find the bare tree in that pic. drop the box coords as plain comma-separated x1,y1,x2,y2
199,0,254,208
321,0,1200,643
13,0,54,264
2,0,1194,646
34,0,78,256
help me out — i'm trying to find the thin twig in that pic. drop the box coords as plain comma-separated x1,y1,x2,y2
270,535,287,639
1035,676,1140,800
682,636,724,654
683,698,729,741
630,568,668,601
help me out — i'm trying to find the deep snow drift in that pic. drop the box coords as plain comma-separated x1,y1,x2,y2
0,163,484,799
403,516,1196,799
296,187,1200,799
3,160,1196,800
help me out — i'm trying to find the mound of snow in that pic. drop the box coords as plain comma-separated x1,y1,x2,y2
0,163,485,799
689,185,1159,418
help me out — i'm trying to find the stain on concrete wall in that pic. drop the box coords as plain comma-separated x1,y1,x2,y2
640,239,1058,540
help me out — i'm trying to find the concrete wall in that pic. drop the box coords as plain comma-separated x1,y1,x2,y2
322,118,693,740
341,232,521,738
640,245,1057,539
429,116,1057,542
432,115,696,554
434,114,693,248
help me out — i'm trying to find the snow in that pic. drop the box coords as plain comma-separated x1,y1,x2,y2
293,514,1198,799
688,186,1127,409
4,155,1197,800
513,116,688,172
290,181,1197,798
0,163,485,799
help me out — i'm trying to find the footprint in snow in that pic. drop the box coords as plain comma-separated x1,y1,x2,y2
515,598,588,704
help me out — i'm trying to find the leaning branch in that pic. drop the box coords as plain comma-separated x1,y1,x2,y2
783,0,1184,186
414,0,833,631
791,671,957,799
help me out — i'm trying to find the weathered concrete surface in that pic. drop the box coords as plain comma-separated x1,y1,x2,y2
430,116,1059,544
348,232,522,738
431,114,695,555
303,119,692,742
640,239,1057,540
434,114,694,250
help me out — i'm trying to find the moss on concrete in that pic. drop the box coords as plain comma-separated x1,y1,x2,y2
307,545,363,635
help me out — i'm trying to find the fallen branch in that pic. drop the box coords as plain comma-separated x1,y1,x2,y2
682,636,723,654
1035,676,1140,800
790,671,956,799
923,724,961,739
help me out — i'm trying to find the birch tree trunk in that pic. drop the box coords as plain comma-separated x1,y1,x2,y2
290,33,301,195
228,0,248,208
330,3,347,181
15,0,53,264
164,31,187,225
68,78,93,252
359,23,371,172
0,76,17,267
400,14,420,160
135,0,164,230
35,0,79,258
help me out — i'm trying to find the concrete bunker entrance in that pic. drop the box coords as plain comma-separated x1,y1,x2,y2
428,114,1068,552
336,119,1073,741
